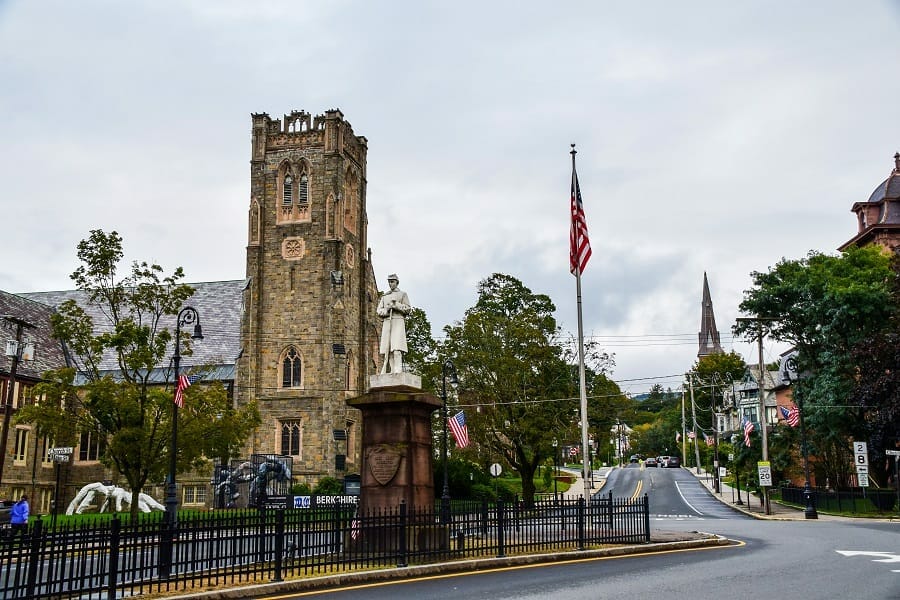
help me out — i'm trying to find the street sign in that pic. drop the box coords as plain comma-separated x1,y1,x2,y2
52,454,70,463
757,461,772,487
886,450,900,457
858,473,870,487
718,466,727,478
49,447,74,455
489,463,502,477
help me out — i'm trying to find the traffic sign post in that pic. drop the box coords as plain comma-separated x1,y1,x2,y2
49,447,73,528
853,442,870,494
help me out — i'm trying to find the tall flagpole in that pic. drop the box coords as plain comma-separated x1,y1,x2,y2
571,144,591,501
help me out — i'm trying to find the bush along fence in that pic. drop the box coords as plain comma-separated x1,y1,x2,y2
0,493,649,600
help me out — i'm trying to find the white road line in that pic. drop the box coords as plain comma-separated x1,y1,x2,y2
674,481,705,516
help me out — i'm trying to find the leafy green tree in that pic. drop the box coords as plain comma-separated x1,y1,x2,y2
441,274,578,507
736,245,894,488
17,230,259,516
402,307,438,391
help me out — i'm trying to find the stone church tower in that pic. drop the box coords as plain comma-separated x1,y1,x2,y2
236,109,381,486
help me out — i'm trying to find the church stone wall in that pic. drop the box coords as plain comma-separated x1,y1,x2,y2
237,109,379,488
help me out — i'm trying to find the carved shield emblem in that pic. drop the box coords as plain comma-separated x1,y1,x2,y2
367,444,402,486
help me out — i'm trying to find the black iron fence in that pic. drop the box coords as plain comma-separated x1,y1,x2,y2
0,493,649,599
780,485,899,514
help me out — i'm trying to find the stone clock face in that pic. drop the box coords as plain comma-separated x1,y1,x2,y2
345,243,355,268
282,236,306,260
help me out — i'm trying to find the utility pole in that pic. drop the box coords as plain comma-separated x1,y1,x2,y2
0,315,36,486
689,373,702,474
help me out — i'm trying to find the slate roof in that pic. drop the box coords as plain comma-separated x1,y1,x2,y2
0,290,69,380
19,280,245,383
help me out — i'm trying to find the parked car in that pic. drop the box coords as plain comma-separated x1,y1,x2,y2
644,457,658,467
658,455,670,467
661,456,682,468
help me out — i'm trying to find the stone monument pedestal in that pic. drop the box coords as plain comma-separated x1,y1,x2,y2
346,375,441,515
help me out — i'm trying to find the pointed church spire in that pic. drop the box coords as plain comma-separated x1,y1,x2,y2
698,272,723,358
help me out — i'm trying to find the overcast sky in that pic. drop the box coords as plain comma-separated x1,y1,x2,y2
2,1,900,395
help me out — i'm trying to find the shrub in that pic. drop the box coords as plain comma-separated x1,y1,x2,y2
290,482,311,496
313,477,344,495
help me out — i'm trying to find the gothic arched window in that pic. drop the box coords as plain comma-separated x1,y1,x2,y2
281,347,302,388
298,173,308,205
283,175,294,205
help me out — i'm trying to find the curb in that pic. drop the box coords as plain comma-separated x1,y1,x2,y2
162,535,730,599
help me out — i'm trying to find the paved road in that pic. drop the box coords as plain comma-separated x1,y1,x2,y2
265,467,899,599
600,463,748,521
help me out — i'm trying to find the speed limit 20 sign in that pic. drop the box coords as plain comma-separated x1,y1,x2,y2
757,461,772,487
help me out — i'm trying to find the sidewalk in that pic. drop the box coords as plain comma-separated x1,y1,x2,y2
686,466,837,520
558,466,610,500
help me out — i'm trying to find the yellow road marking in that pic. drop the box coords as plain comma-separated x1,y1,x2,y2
267,541,746,598
632,479,643,500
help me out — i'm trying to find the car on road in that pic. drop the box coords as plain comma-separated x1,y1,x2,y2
658,455,670,467
0,499,14,536
661,456,682,468
629,454,641,463
644,457,658,467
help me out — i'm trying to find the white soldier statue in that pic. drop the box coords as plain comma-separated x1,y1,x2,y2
377,274,411,374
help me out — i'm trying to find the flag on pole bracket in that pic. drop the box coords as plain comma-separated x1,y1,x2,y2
779,405,800,427
742,417,754,447
448,411,469,448
174,374,200,408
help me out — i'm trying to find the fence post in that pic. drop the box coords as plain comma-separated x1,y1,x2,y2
514,494,520,532
577,496,585,551
397,500,408,568
481,499,488,536
106,516,122,600
25,519,43,598
606,490,613,528
642,493,650,542
273,509,285,582
496,500,506,558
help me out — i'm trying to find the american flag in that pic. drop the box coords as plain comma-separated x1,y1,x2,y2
448,411,469,449
174,374,200,408
742,417,754,447
569,167,592,276
703,432,715,447
780,404,800,428
687,431,696,440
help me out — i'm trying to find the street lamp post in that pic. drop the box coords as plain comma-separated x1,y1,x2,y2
160,306,203,577
440,359,458,524
552,438,558,503
783,358,817,519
